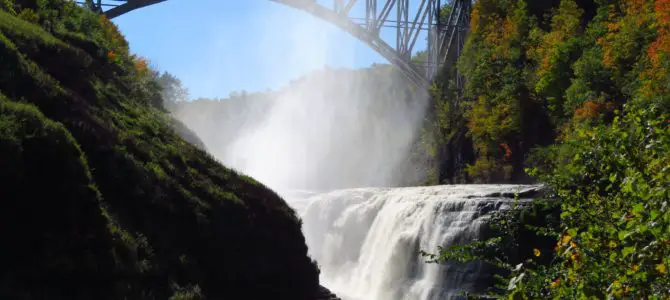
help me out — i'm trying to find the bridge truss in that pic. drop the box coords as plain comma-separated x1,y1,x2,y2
80,0,471,89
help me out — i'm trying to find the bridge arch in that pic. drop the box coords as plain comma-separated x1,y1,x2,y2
86,0,471,88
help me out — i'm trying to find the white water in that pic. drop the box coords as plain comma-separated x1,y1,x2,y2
283,184,540,300
159,2,540,299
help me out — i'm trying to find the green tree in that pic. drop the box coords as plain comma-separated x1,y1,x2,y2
156,72,190,111
423,0,670,297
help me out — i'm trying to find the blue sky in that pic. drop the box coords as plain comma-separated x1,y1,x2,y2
112,0,430,99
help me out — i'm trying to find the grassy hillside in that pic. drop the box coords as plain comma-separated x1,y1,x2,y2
0,2,319,299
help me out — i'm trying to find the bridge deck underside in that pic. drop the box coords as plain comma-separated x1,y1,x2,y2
83,0,470,89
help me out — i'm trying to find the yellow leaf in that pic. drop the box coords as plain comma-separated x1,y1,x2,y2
631,264,640,272
561,234,572,246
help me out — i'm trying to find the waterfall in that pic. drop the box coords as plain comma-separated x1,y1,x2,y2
285,184,542,300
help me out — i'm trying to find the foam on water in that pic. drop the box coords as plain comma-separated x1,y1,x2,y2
282,184,541,300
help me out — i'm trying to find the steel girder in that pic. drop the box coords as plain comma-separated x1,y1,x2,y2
87,0,471,89
271,0,427,87
436,0,471,89
103,0,167,19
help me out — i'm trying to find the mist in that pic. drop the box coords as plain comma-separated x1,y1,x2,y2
172,2,431,194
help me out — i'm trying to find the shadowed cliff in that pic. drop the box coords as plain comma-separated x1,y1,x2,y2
0,2,321,299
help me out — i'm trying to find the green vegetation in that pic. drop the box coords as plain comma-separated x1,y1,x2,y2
1,0,667,298
0,1,320,299
424,0,670,298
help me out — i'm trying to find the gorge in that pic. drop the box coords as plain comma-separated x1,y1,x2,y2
3,0,668,298
172,66,545,300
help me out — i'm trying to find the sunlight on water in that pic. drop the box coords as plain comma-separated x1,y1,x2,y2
173,2,429,193
282,184,540,300
165,4,525,300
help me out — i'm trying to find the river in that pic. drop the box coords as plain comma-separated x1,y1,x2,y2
279,184,541,300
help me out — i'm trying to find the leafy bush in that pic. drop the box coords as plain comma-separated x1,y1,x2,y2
17,7,38,23
517,104,669,298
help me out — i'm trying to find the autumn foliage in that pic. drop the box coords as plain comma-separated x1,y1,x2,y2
650,0,670,63
132,55,151,77
573,100,614,119
428,0,670,298
98,14,128,57
441,0,670,184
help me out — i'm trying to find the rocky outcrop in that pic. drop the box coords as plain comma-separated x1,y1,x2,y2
316,285,341,300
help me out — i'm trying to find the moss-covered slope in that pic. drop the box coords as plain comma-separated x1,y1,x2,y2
0,5,318,300
0,96,130,299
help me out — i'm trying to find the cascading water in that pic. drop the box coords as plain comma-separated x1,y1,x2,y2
283,184,542,300
174,73,541,299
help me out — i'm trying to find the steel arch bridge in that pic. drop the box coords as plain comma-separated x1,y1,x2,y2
81,0,471,89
